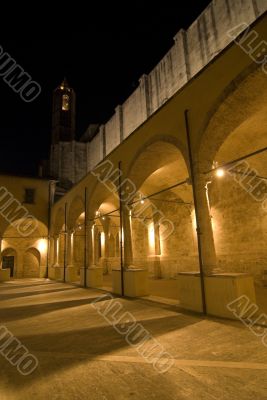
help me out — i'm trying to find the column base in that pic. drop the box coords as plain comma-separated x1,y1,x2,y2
177,272,256,318
112,268,149,297
39,265,48,278
54,265,65,281
48,265,56,280
0,268,10,282
87,267,103,287
205,273,256,318
176,272,202,312
80,267,103,288
66,266,79,282
147,256,161,279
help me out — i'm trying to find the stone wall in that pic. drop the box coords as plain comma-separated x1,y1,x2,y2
52,0,267,185
210,174,267,283
130,201,199,279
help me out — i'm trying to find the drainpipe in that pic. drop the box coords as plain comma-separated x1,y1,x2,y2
63,202,67,283
45,180,53,279
84,187,87,288
118,161,124,296
184,109,207,315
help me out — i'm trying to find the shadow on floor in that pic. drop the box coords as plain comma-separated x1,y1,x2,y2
0,287,78,301
0,312,201,389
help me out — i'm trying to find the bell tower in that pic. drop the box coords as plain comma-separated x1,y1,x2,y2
51,78,76,144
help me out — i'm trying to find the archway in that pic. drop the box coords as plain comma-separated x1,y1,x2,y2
126,139,195,299
1,218,47,279
23,248,40,278
198,66,267,312
87,179,121,288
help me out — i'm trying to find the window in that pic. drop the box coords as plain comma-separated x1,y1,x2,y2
62,94,69,111
24,188,35,204
2,256,14,269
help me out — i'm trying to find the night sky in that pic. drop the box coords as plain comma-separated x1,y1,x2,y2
0,2,210,176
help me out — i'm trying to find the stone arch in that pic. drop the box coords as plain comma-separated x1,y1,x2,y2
197,66,267,280
54,208,65,236
68,196,85,230
23,247,41,278
124,138,196,278
198,66,267,171
126,136,189,191
87,178,119,222
1,218,48,278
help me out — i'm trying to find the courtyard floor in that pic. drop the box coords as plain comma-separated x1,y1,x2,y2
0,279,267,399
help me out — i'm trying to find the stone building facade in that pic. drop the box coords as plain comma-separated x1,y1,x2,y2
0,175,54,278
48,0,267,295
50,0,267,187
1,0,267,306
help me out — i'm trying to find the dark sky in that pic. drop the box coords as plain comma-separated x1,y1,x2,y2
0,1,210,176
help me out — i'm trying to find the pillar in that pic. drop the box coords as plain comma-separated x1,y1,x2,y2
67,230,74,267
87,220,95,267
152,214,161,278
153,214,161,256
102,217,110,258
0,237,2,268
194,162,217,275
101,217,110,273
83,219,103,288
54,235,59,266
122,206,133,268
65,229,78,282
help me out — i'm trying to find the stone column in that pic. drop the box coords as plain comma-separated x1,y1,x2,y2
67,230,74,267
87,220,95,267
0,237,2,268
84,219,103,288
100,217,110,273
102,217,110,259
194,163,217,275
66,229,77,282
122,206,133,268
153,215,161,256
52,234,63,281
93,225,98,265
54,235,59,266
152,214,161,278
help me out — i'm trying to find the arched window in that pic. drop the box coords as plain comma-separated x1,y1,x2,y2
62,94,69,111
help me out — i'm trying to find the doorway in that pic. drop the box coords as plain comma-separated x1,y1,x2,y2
2,256,14,277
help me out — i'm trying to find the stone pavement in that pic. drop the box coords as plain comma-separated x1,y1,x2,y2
0,279,266,400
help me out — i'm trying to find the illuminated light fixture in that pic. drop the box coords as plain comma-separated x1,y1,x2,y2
101,232,105,247
37,238,47,253
95,210,100,217
216,168,225,178
140,198,145,204
148,223,155,253
102,216,105,220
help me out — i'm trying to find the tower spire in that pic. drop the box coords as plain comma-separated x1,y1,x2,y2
60,77,69,89
51,79,76,144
